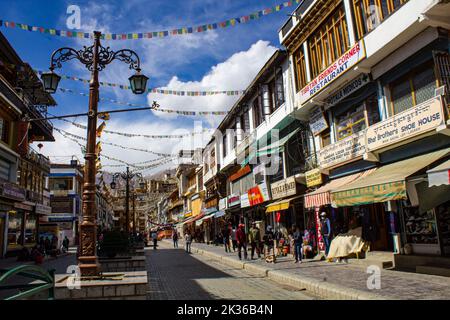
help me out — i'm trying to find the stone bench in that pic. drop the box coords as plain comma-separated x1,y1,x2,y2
54,271,148,300
99,256,146,272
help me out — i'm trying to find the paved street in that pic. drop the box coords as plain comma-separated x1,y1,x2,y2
146,241,317,300
171,240,450,300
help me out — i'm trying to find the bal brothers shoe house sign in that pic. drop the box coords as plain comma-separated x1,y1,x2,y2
318,95,446,169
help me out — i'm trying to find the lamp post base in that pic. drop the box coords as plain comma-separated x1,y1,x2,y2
78,257,99,277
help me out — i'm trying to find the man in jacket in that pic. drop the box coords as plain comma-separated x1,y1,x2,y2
236,224,248,260
320,212,332,255
293,226,303,263
248,222,261,260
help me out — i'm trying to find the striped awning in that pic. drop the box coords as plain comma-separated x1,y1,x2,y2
304,170,375,209
332,148,450,207
266,196,302,213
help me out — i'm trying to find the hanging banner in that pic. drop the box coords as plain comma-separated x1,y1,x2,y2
299,40,366,105
315,207,325,252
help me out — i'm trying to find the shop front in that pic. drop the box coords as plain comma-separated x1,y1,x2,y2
241,181,272,232
330,148,450,257
266,175,304,233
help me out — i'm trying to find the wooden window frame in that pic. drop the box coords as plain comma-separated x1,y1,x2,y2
389,61,438,116
352,0,410,40
308,5,350,79
294,45,308,92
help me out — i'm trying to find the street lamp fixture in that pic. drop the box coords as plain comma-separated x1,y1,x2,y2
110,180,117,190
129,72,149,95
41,71,61,94
41,31,148,276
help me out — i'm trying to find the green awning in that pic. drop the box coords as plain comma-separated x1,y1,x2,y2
256,128,300,157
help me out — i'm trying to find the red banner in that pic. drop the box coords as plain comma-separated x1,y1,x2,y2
315,207,325,252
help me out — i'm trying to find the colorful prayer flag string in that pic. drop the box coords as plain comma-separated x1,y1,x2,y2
0,1,300,40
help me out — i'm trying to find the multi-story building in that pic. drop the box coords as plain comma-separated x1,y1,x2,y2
95,185,114,232
279,0,450,263
0,31,55,258
46,162,83,245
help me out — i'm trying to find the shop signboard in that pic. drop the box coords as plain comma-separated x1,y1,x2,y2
325,73,371,108
366,96,445,152
52,190,69,197
35,204,52,215
309,107,329,136
227,194,241,208
298,40,366,105
305,169,323,188
248,182,271,207
318,130,366,169
270,176,297,200
219,198,227,211
240,193,250,208
0,183,26,201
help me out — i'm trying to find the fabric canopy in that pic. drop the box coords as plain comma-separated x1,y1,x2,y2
332,148,450,207
304,170,375,209
266,196,302,213
256,128,300,157
427,159,450,187
195,212,216,226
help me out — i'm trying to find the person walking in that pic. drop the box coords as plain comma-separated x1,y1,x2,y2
222,226,230,253
62,236,70,253
263,226,276,263
248,222,261,260
320,212,332,255
231,226,237,252
172,230,179,248
184,231,192,253
151,230,158,250
236,224,248,260
293,226,303,263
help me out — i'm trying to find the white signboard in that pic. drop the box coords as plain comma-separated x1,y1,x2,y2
366,96,445,151
271,176,297,200
219,198,227,211
309,107,329,136
240,193,250,208
299,40,366,105
319,130,366,169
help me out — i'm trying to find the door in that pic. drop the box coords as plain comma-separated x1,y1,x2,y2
371,204,389,251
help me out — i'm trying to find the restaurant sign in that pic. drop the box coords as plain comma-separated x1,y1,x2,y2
319,130,366,169
299,40,366,105
305,169,323,188
270,176,297,200
367,96,445,152
309,107,329,136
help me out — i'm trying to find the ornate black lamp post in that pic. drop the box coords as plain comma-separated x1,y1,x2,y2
41,31,148,276
110,167,145,234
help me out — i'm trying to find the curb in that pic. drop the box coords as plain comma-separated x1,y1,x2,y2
169,241,394,300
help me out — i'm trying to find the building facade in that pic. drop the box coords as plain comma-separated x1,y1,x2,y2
0,31,55,258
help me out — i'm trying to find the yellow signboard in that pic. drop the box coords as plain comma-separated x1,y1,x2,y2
305,169,323,188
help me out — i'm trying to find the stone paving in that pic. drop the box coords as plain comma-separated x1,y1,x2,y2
170,240,450,300
145,242,317,300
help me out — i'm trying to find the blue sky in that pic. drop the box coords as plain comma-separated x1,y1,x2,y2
0,0,295,173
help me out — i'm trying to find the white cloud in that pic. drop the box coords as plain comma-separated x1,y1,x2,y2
146,40,277,126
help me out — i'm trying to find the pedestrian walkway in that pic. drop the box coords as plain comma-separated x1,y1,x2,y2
146,243,316,300
167,240,450,300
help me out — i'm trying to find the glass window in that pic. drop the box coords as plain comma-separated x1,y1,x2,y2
336,104,367,141
390,63,437,115
222,134,227,158
7,211,23,248
49,178,73,191
24,213,37,245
